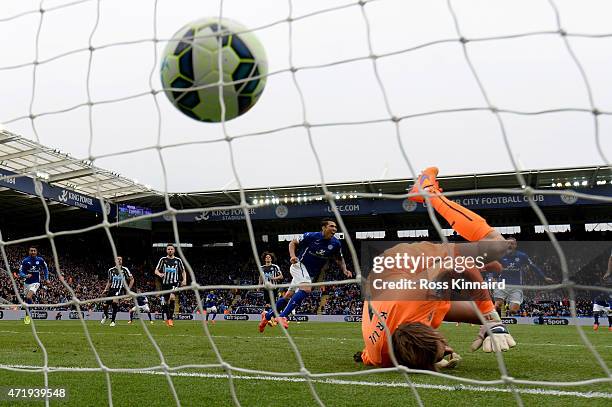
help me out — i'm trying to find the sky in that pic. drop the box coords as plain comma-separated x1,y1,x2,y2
0,0,611,193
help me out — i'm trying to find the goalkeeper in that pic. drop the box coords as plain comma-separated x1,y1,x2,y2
356,167,516,371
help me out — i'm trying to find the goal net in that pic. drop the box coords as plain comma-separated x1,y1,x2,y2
0,0,610,406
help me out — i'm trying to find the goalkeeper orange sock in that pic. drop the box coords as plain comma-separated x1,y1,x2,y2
427,190,493,242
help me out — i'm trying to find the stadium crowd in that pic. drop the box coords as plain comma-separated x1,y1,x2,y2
0,241,608,317
323,284,363,315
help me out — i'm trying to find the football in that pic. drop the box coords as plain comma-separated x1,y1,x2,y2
160,17,268,122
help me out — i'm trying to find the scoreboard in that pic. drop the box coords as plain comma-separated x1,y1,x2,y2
118,204,153,230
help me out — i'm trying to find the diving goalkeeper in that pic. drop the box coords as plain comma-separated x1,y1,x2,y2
356,167,517,371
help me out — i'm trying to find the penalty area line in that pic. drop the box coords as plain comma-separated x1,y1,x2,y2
1,364,611,399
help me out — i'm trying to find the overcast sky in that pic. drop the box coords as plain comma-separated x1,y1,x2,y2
1,0,611,193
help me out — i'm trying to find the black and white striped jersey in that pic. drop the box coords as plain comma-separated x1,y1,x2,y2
155,256,185,285
261,264,282,285
107,266,133,290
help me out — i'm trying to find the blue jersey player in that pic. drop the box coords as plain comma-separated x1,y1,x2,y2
492,238,552,316
18,246,49,325
593,248,612,331
129,289,153,324
259,218,352,332
592,293,612,331
204,292,218,324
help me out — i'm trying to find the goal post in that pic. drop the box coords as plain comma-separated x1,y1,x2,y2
0,1,610,406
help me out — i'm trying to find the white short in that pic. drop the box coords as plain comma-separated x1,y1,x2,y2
288,262,312,292
593,304,611,315
131,304,150,313
206,306,218,314
493,288,523,305
25,283,40,295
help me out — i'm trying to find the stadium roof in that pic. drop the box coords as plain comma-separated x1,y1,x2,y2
0,130,155,201
129,165,612,210
0,129,609,214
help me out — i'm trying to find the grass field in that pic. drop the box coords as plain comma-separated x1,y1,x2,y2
0,320,610,406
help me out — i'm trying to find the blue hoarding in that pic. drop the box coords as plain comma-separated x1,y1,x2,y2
0,167,115,217
159,186,612,222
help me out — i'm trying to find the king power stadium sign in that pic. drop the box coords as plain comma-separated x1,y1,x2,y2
0,167,114,216
165,186,611,222
2,165,607,222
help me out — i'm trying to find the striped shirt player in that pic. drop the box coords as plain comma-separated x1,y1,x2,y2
19,246,49,325
106,264,134,297
101,256,134,326
154,244,186,327
155,251,186,290
258,252,284,304
260,263,282,286
129,291,153,324
259,219,352,332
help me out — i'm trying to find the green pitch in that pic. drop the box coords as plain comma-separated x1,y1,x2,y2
0,321,610,406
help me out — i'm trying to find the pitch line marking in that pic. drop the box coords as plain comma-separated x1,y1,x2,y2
0,330,611,348
0,364,611,399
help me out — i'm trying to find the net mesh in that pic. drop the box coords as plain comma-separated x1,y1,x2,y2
0,0,611,406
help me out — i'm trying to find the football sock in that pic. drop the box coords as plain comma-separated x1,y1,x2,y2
103,302,110,318
280,290,308,318
266,297,288,320
129,311,134,321
594,314,600,325
427,190,493,241
147,312,152,321
211,313,217,321
111,303,118,322
168,300,175,320
24,298,32,318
